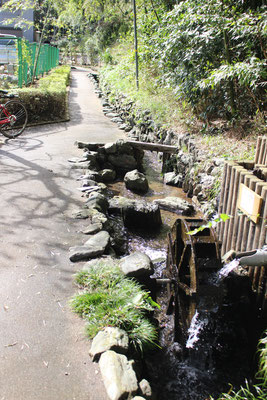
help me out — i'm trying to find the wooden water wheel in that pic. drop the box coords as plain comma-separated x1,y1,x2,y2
166,218,222,342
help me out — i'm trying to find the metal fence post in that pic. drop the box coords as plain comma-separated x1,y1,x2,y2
17,38,23,88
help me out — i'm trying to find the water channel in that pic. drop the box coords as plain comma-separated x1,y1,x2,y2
108,151,257,400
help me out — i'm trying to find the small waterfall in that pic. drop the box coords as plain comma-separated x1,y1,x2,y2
217,259,240,281
186,311,209,349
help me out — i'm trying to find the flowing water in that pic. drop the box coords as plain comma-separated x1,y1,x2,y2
109,151,198,261
217,259,240,280
186,311,209,349
109,151,255,400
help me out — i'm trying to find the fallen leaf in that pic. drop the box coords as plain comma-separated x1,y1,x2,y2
4,342,18,347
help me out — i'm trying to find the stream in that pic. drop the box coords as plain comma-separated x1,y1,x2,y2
109,151,256,400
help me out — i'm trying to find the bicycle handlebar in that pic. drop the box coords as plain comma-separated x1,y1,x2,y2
0,93,18,99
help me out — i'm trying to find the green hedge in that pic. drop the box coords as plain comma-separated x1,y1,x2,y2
15,65,71,124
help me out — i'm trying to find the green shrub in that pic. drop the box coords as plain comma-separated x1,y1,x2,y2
71,260,159,352
15,65,71,123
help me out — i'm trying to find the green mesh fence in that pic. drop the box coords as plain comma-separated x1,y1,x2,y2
0,36,59,88
17,38,59,87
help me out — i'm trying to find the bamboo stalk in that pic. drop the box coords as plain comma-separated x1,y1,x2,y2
241,177,259,252
230,168,247,251
247,182,265,250
258,186,267,248
221,163,237,255
225,166,244,252
255,136,262,165
263,141,267,165
258,137,266,165
252,184,267,249
217,161,227,238
220,162,236,251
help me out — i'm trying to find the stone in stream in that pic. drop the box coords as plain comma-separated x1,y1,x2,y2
123,200,162,229
111,117,123,124
108,196,162,229
69,231,110,262
118,123,127,130
77,170,102,182
104,142,117,154
68,156,88,163
84,192,109,213
119,252,154,278
75,142,100,151
124,125,133,133
81,222,103,235
105,112,120,119
99,350,138,400
89,327,129,361
99,169,116,183
164,172,183,188
72,209,93,219
82,256,118,271
132,397,146,400
70,157,100,171
76,186,102,195
108,153,137,171
139,379,153,400
72,208,108,226
116,140,134,155
124,169,149,193
108,196,136,214
153,196,194,216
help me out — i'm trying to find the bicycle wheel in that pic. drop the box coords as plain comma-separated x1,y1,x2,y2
0,100,28,138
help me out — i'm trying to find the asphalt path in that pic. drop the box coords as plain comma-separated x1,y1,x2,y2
0,67,125,400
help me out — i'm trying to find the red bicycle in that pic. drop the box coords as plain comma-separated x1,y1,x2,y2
0,89,28,138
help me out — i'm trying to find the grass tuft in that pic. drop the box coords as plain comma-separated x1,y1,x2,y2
71,261,159,352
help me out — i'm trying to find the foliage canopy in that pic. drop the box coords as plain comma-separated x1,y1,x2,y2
2,0,266,119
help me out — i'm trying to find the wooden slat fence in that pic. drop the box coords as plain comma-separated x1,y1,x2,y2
217,136,267,312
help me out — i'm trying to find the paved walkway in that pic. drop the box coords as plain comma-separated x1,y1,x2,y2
0,68,125,400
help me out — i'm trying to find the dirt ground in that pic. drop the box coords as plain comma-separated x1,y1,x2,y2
0,67,125,400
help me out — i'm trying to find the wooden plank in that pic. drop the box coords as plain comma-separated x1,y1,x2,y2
127,140,177,154
237,183,263,224
253,184,267,249
75,140,178,154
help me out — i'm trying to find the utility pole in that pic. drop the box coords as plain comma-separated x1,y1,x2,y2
132,0,139,90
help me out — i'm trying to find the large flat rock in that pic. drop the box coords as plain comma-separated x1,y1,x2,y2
69,231,110,262
99,350,138,400
89,327,129,361
153,196,194,215
119,252,154,278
